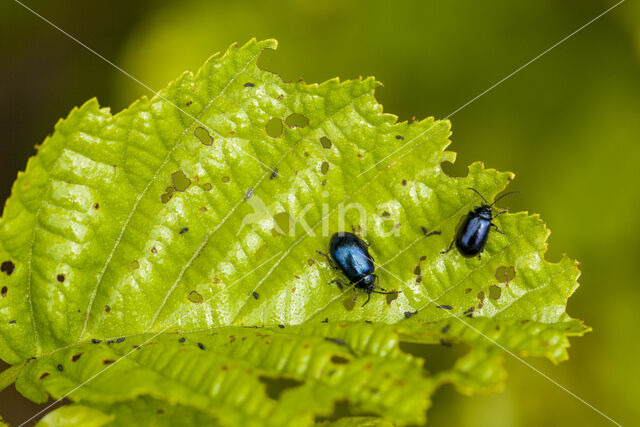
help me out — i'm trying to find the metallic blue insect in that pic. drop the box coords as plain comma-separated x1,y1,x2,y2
318,231,399,306
442,188,518,258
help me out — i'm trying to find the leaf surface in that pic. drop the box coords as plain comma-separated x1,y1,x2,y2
0,39,587,425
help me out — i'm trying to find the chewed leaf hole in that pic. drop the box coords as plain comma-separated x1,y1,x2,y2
386,292,399,305
495,266,516,283
56,274,65,283
188,290,204,304
265,118,283,138
171,170,191,192
194,126,213,146
285,113,309,128
330,355,350,364
489,285,502,300
71,353,83,362
320,161,330,175
1,261,15,276
399,341,469,373
320,136,332,149
342,296,355,311
130,260,140,270
1,286,7,297
258,376,304,400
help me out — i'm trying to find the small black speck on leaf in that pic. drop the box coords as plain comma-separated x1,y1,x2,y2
186,101,193,106
439,339,452,347
1,286,6,297
106,340,114,344
441,324,450,333
179,227,189,234
8,320,16,325
395,135,404,140
57,364,63,372
116,337,125,343
56,274,65,283
252,291,259,300
245,188,254,200
278,324,285,329
244,82,255,87
91,339,101,344
436,305,453,310
71,353,82,362
270,168,278,179
322,318,329,323
178,337,186,343
197,342,206,350
1,261,15,276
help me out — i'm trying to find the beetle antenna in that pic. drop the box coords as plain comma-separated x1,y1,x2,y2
490,191,520,207
372,290,401,295
467,187,489,204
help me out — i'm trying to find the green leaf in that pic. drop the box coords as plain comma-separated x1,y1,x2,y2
0,39,587,425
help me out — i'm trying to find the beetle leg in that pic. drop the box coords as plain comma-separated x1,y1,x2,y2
329,279,346,291
352,287,359,303
490,223,504,234
317,251,339,270
361,291,372,307
441,238,455,255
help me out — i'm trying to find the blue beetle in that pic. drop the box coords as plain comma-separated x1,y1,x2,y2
442,188,518,257
318,231,399,306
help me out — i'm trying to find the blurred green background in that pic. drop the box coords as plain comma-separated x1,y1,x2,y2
1,0,638,425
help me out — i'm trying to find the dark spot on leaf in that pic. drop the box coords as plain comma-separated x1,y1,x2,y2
252,291,259,300
320,161,329,175
130,260,139,270
402,179,407,186
413,265,421,276
244,82,255,87
285,113,309,128
320,136,332,149
202,183,212,191
221,176,230,183
179,228,189,234
325,337,347,346
381,211,391,218
330,355,350,364
396,135,404,140
436,305,453,310
160,192,173,204
245,188,254,200
102,359,115,365
187,290,203,304
106,340,114,344
93,203,99,210
56,274,65,283
307,259,315,266
265,118,283,138
270,168,278,179
489,285,502,300
259,376,304,400
342,296,355,311
171,170,191,192
178,337,186,343
104,305,111,313
1,286,6,297
116,337,125,343
39,372,49,380
199,207,207,212
194,126,213,146
198,343,206,350
404,310,418,319
442,324,450,333
278,324,285,329
186,101,192,106
495,266,516,283
440,339,452,347
71,353,82,362
8,320,16,324
1,261,15,276
464,307,475,315
386,292,399,305
322,318,328,323
157,409,164,414
91,339,101,344
151,246,158,254
465,288,472,294
57,364,63,372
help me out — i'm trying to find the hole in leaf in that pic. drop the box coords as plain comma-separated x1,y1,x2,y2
386,292,399,305
104,305,111,313
1,261,15,276
489,285,502,300
221,176,230,183
285,113,309,128
202,183,212,191
495,266,516,283
259,376,304,400
171,170,191,192
93,203,99,210
130,260,140,270
399,341,469,373
320,136,332,149
187,291,203,304
265,118,283,138
342,296,355,311
56,274,65,283
330,355,350,364
160,192,173,204
194,126,213,146
320,161,330,175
